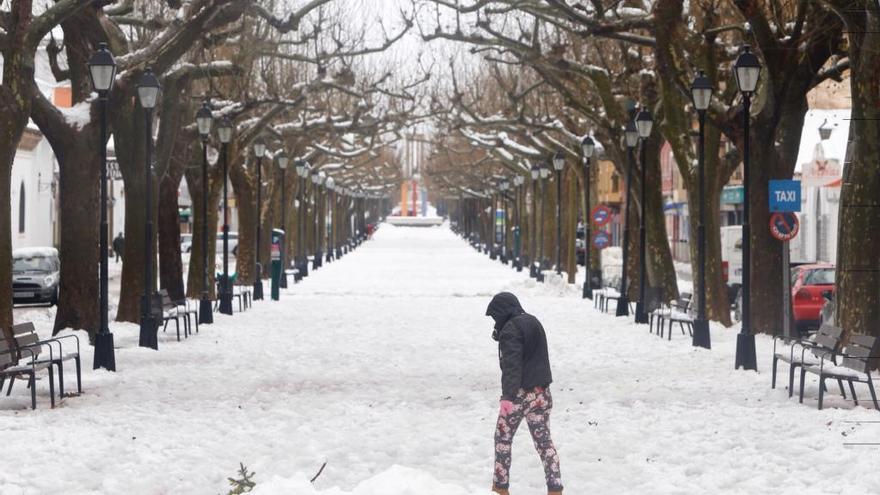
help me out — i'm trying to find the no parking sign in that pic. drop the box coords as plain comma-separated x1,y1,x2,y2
593,230,611,250
591,205,613,227
769,212,799,242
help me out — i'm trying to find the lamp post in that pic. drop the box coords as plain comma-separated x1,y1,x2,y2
252,138,266,300
500,180,509,264
733,45,761,371
581,136,595,299
217,117,234,315
538,164,550,282
690,71,713,349
529,164,540,278
552,151,565,276
89,43,117,370
634,108,653,324
277,151,290,289
313,170,326,270
325,176,335,263
514,175,524,272
617,121,639,317
136,68,160,350
295,160,310,278
196,102,214,324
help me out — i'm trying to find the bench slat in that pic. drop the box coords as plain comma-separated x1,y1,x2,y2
12,322,36,336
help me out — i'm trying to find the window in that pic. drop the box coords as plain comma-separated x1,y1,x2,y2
18,181,25,233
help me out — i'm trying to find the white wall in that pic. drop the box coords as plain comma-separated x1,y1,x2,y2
10,133,57,250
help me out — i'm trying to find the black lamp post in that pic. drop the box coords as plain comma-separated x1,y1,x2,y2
325,175,336,263
89,42,117,371
312,170,326,270
196,102,214,325
217,117,234,315
581,135,595,299
136,68,160,350
500,179,510,264
295,160,310,278
514,175,524,272
634,108,653,324
691,71,713,349
552,151,565,276
529,164,540,278
617,121,639,317
277,151,290,289
538,164,550,282
734,45,761,371
252,138,266,300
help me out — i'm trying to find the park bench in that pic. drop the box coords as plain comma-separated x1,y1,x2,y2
233,283,251,311
799,334,880,410
160,290,197,336
772,323,844,398
593,287,619,313
651,294,693,340
161,291,188,341
0,327,58,409
12,322,81,399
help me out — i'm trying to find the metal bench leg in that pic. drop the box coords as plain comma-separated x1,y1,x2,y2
680,322,686,335
75,356,82,394
799,368,807,403
56,361,64,398
6,376,14,395
837,379,847,400
687,322,693,336
176,318,181,342
771,356,778,389
848,380,858,406
788,365,797,398
29,373,36,410
818,376,825,410
48,365,55,409
668,320,673,341
867,379,878,410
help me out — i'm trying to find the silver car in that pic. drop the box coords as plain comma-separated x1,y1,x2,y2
12,247,60,306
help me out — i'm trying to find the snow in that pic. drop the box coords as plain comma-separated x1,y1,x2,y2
3,225,880,494
59,102,92,131
11,246,58,258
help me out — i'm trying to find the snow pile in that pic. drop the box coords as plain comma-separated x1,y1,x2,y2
253,466,479,495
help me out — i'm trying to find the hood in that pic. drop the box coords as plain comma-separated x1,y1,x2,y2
486,292,525,338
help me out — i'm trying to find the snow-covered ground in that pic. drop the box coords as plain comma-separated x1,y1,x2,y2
2,224,879,494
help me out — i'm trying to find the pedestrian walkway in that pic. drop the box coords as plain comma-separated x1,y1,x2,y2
1,225,878,494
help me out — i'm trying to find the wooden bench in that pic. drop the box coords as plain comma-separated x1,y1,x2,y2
161,292,188,341
772,324,844,398
799,334,880,410
12,322,81,399
1,329,57,409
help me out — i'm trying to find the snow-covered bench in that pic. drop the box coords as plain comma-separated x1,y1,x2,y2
798,334,880,410
650,294,693,340
161,291,189,341
2,322,80,409
772,323,843,398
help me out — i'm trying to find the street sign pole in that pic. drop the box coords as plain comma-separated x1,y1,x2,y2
783,240,791,339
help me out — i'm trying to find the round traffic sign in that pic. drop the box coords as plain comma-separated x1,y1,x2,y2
769,212,799,241
593,230,611,250
591,205,613,227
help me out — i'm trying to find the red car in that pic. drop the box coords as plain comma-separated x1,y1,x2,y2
791,263,835,333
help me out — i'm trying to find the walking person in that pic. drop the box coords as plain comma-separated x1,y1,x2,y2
485,292,563,495
112,232,125,263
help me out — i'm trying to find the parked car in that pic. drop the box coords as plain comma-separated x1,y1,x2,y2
790,263,835,334
12,247,60,306
181,232,238,256
180,233,193,253
575,223,586,265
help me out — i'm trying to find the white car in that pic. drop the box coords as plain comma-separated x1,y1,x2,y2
181,232,238,256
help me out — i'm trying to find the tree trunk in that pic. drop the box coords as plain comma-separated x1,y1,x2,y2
185,151,222,299
158,168,186,301
834,5,880,336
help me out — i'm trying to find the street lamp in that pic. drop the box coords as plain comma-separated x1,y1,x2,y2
734,45,761,371
277,151,290,289
552,151,565,276
617,120,639,317
136,68,160,350
312,170,326,270
325,175,336,263
513,175,525,272
634,107,653,324
581,135,595,299
691,70,713,349
195,102,214,324
252,138,266,300
89,42,117,371
217,116,234,315
538,164,551,282
529,164,540,278
295,160,310,278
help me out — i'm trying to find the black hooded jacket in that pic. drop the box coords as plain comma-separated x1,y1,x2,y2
486,292,553,401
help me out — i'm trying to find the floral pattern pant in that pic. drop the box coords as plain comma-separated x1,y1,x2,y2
493,386,563,491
